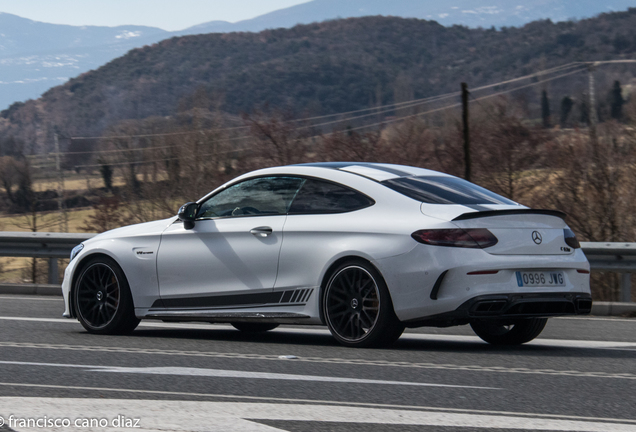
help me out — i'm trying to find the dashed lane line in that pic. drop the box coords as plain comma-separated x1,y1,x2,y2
0,296,62,301
0,341,634,381
0,360,498,390
2,315,636,350
555,316,636,323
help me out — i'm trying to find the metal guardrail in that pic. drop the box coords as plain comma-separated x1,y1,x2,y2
0,233,633,301
580,242,636,302
0,232,95,284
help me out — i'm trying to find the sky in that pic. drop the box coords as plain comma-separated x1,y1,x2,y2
0,0,312,31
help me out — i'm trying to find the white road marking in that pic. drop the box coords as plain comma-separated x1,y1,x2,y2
0,296,63,301
92,365,498,389
0,340,634,380
0,360,497,390
0,383,635,425
1,398,636,431
0,316,69,323
273,326,636,351
555,316,636,323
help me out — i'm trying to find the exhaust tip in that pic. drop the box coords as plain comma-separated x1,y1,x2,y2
576,298,592,313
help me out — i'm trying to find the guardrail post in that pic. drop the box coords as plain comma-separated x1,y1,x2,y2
48,258,59,285
621,273,632,303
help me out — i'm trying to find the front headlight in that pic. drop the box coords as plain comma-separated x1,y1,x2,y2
70,243,84,262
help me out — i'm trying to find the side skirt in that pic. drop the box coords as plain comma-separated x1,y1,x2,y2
144,310,311,324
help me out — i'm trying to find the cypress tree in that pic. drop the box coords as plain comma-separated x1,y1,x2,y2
610,80,625,121
560,96,574,127
580,95,590,125
541,90,551,128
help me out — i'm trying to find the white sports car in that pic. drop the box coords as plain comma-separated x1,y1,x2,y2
62,163,591,347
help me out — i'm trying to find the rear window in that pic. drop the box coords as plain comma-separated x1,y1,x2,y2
381,176,517,205
288,178,374,214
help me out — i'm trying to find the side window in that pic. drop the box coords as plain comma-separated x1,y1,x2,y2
288,179,374,214
197,176,303,218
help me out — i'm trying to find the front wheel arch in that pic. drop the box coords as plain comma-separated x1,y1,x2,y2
73,254,140,334
69,253,118,319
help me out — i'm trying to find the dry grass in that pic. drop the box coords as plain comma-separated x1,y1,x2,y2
31,173,127,193
0,207,96,233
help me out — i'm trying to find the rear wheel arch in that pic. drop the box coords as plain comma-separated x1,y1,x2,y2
319,256,377,325
319,256,404,347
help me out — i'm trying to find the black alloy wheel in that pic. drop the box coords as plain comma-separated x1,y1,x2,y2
324,260,404,348
74,256,140,334
470,318,548,345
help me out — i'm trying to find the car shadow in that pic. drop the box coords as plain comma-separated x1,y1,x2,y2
112,326,636,360
127,327,342,347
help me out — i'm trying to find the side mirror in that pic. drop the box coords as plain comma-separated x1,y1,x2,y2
178,202,198,230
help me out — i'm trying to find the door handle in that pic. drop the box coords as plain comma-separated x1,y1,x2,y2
250,226,273,237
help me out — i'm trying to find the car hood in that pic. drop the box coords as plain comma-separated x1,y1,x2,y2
84,217,177,244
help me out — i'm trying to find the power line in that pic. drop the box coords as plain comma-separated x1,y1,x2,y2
40,65,590,164
341,66,589,133
48,93,462,157
67,92,462,145
471,62,584,93
65,62,596,144
63,66,594,169
35,60,626,162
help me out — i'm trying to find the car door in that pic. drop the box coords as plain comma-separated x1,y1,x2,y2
156,176,304,308
275,178,376,292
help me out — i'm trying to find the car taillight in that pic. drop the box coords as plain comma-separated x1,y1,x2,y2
564,228,580,249
411,229,498,248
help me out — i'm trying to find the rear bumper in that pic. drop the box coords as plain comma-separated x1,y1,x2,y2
404,292,592,328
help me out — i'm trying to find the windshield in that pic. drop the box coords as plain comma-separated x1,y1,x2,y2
381,176,518,205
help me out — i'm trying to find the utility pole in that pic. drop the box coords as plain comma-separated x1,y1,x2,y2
54,131,68,232
461,82,471,182
588,63,598,143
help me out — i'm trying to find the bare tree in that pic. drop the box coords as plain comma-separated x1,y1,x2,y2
472,98,546,202
243,111,315,168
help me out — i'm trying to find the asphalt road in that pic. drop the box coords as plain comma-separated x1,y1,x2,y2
0,294,635,432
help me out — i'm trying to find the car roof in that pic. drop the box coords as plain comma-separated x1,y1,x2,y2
294,162,450,182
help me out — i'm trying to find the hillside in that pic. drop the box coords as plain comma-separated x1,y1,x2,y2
2,10,636,154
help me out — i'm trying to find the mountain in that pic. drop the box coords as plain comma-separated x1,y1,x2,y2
2,9,636,155
180,0,636,34
0,13,170,109
2,1,636,110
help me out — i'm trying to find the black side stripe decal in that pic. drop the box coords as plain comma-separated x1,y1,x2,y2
154,288,314,309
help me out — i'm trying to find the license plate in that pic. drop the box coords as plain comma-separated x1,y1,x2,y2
516,271,565,287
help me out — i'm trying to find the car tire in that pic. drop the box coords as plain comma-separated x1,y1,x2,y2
470,318,548,345
74,256,140,335
323,260,404,348
231,323,280,333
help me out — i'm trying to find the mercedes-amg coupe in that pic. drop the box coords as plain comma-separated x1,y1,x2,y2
62,163,592,347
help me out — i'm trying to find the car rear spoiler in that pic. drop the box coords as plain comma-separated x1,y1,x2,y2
452,209,567,221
